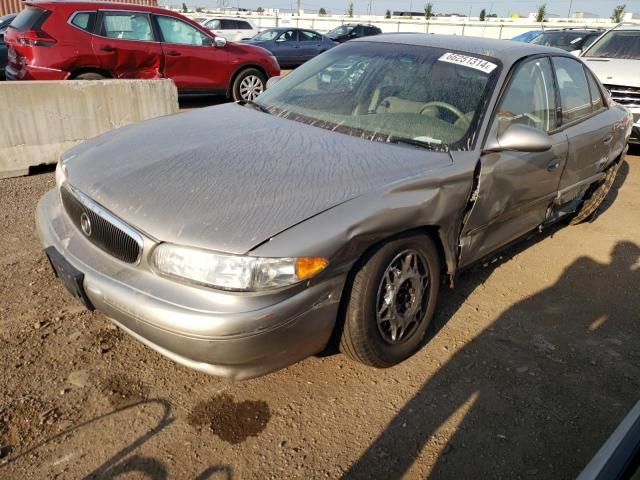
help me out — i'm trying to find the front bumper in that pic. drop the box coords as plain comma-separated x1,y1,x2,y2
36,189,344,379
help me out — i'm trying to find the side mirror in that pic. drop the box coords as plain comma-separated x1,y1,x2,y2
484,123,553,153
266,76,281,89
570,49,582,56
214,36,227,48
275,37,286,42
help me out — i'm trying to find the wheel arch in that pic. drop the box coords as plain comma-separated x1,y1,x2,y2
327,225,449,353
69,67,113,79
226,63,268,98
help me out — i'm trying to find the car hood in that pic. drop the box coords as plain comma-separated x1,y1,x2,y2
63,104,452,254
582,58,640,88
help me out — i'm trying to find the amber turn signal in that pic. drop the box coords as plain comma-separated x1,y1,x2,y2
295,257,328,280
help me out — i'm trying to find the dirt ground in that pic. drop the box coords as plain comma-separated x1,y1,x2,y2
0,148,638,480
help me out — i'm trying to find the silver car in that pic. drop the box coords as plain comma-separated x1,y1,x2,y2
37,35,632,379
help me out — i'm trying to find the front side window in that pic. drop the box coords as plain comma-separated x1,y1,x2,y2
256,43,500,150
494,57,556,135
157,16,211,46
583,30,640,60
277,30,298,42
102,12,153,41
552,57,593,124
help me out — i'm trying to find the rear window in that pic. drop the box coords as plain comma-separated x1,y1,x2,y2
9,6,49,32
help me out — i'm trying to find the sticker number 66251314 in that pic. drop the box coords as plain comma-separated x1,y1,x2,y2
438,52,498,74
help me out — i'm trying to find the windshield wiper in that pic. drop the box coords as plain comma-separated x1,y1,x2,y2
242,100,272,115
387,136,436,150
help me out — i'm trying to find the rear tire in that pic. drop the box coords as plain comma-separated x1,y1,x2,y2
570,160,621,225
231,68,266,102
339,234,440,368
74,72,106,80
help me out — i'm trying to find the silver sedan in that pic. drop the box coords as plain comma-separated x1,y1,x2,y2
37,35,632,379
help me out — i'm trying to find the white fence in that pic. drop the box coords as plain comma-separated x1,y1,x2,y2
187,12,631,40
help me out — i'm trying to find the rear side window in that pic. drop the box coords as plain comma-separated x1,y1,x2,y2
300,30,321,41
102,12,153,41
237,21,252,30
9,6,49,32
585,69,604,111
70,12,96,32
552,56,593,124
220,19,237,30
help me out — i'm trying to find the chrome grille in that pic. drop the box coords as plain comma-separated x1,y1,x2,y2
60,184,143,264
604,84,640,108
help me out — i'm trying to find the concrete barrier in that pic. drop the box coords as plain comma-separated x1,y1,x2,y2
0,79,179,179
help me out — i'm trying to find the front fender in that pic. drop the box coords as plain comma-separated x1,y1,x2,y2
250,160,476,279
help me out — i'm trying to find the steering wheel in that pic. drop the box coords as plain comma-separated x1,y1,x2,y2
418,101,470,128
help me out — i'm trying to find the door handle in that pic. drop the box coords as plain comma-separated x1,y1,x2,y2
100,46,116,52
603,134,613,144
546,161,560,172
166,51,181,56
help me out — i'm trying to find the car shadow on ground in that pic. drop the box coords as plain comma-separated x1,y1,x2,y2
0,399,177,479
343,236,640,479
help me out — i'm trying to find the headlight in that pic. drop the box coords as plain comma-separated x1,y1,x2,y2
55,161,67,188
152,243,328,291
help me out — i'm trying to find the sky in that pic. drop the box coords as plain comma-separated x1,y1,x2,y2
166,0,638,18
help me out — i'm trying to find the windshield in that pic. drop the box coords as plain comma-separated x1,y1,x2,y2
512,31,541,42
256,43,500,150
530,32,591,51
252,29,280,41
328,25,352,36
584,30,640,60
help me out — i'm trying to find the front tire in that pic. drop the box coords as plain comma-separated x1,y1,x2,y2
231,68,266,102
339,234,441,368
570,160,621,225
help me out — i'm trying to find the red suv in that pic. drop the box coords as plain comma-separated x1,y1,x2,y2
4,2,280,101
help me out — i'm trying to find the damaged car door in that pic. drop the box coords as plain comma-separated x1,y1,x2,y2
92,10,163,79
154,14,228,92
459,56,568,266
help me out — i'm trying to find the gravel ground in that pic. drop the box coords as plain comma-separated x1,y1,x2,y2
0,151,638,480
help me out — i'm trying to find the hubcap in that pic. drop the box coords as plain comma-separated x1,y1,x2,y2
376,249,430,344
239,75,264,101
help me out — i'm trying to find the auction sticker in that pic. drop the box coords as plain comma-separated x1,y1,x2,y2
438,52,498,74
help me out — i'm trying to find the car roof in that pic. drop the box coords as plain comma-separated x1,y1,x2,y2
612,24,640,31
354,33,568,62
25,1,173,14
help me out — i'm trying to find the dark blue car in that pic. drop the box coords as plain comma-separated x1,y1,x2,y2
0,13,17,80
244,27,336,68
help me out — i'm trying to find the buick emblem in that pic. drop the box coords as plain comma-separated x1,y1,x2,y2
80,213,92,237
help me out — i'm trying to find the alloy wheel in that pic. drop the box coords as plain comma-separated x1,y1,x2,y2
376,249,430,344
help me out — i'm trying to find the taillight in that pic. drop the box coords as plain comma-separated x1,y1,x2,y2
17,29,56,47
